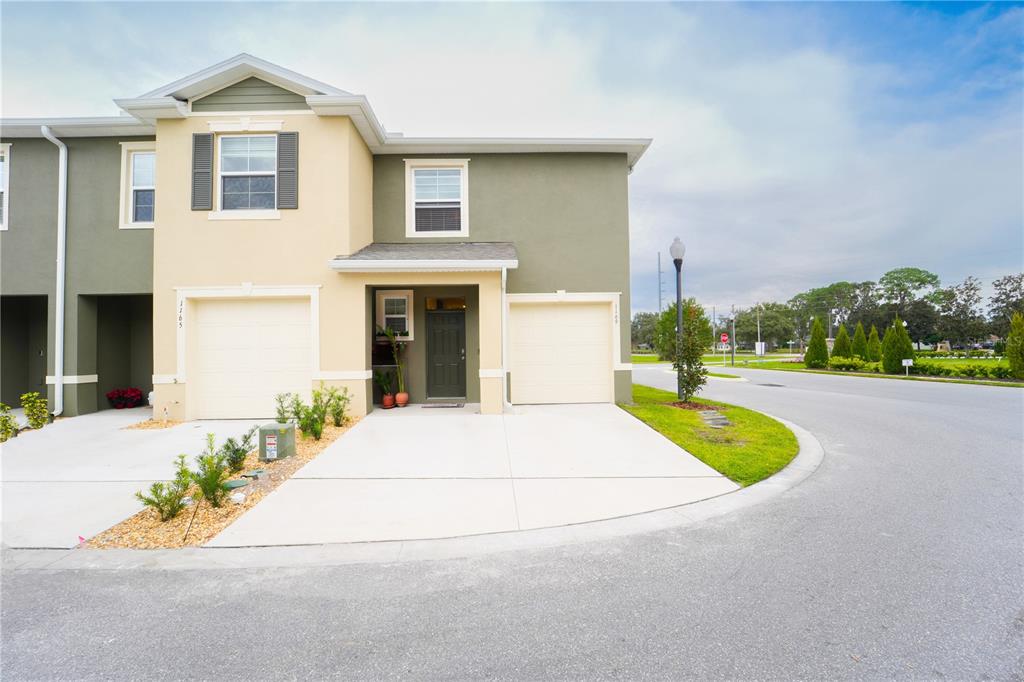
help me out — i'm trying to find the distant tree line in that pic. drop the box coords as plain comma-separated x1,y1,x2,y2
631,268,1024,352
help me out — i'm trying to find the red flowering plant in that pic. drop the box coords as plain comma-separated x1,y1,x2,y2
106,387,144,409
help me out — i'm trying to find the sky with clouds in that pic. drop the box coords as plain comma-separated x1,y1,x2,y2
2,2,1021,313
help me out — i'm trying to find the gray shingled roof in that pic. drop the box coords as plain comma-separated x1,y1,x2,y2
335,242,517,262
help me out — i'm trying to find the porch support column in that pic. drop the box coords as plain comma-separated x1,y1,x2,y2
478,273,503,415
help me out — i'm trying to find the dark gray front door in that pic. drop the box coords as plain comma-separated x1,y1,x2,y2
427,312,466,398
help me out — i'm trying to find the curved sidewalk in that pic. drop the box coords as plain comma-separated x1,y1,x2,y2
3,413,823,570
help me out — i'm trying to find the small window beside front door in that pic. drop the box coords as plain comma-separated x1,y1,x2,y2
375,289,414,341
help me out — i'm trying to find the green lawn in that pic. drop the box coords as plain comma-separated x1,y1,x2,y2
735,358,1024,388
708,372,741,379
621,384,799,487
631,353,666,364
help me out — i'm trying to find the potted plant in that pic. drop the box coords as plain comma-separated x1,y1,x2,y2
381,325,409,407
374,369,395,409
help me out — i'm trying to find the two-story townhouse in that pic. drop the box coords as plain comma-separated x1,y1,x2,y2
2,54,648,420
1,118,156,416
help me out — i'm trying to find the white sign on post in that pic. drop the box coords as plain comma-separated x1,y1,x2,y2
902,358,914,376
755,342,766,357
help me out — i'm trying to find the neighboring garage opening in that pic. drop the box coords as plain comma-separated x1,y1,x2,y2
95,294,153,410
1,295,48,406
509,300,614,404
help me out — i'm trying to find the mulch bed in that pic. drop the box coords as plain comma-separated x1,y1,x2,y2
123,418,182,430
669,401,721,411
86,419,358,549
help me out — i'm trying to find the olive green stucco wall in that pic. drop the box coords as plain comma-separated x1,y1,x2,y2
0,136,155,414
373,153,633,402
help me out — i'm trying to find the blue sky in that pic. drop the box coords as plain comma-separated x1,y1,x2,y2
2,2,1021,312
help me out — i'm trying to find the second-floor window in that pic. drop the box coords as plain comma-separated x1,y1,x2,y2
220,135,276,210
130,152,155,223
406,159,469,237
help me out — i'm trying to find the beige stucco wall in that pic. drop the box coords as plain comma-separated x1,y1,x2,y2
151,113,375,420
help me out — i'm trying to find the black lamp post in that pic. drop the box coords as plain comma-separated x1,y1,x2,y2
670,237,686,400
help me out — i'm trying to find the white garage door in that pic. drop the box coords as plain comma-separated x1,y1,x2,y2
509,302,612,404
191,298,311,419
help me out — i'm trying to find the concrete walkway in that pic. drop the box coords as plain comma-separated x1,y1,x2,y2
2,409,261,548
209,403,738,546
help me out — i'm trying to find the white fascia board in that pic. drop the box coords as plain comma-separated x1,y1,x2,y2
0,117,155,138
306,95,388,147
329,258,519,272
114,97,188,121
379,137,653,170
137,53,349,100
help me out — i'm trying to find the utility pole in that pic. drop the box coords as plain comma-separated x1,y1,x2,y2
731,305,736,367
756,302,762,355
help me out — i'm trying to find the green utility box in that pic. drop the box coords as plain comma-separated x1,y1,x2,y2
259,423,296,462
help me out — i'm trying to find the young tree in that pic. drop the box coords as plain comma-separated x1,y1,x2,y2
851,322,868,360
881,316,915,374
989,273,1024,338
631,311,658,350
654,299,712,361
1006,313,1024,379
804,318,829,368
832,324,852,358
866,324,882,362
675,305,709,401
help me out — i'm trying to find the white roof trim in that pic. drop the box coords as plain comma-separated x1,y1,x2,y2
379,136,652,170
138,53,349,100
307,95,388,147
113,97,188,122
329,258,519,273
0,117,155,138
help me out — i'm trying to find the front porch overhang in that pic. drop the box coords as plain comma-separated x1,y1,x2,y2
329,242,518,273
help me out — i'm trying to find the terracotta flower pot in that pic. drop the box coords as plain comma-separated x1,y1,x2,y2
381,394,396,409
395,391,409,407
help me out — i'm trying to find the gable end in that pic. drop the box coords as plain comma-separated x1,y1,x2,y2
191,77,310,112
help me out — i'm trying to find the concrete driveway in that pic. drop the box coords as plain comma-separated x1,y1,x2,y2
209,403,738,546
1,408,260,548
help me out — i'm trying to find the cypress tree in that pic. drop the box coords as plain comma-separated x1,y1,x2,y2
1007,312,1024,379
867,324,882,362
804,318,829,368
832,324,852,358
852,322,868,361
881,316,915,374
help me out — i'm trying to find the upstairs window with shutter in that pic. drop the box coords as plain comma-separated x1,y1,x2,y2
405,159,469,238
218,134,277,210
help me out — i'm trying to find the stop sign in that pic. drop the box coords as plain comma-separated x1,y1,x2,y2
721,333,729,343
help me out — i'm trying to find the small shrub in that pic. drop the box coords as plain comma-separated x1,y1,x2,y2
274,393,293,424
291,391,328,440
0,403,18,442
192,434,230,507
990,366,1012,380
1007,313,1024,380
993,339,1007,355
106,387,144,409
219,425,259,473
325,385,351,427
828,356,865,372
135,455,191,521
804,319,829,369
20,392,49,430
832,325,853,358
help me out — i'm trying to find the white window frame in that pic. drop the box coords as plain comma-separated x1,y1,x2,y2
405,158,469,238
214,133,278,218
118,142,155,230
375,289,414,341
0,143,11,231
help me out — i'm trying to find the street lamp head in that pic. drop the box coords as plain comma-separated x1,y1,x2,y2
669,237,686,262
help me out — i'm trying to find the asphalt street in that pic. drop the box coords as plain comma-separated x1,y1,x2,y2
3,367,1021,680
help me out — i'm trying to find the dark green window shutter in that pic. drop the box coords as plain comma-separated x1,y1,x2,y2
191,133,213,210
277,132,298,209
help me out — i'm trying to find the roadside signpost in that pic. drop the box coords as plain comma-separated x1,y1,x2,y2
721,332,730,366
902,358,914,377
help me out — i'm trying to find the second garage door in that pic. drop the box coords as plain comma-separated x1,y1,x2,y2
190,298,311,419
509,301,613,404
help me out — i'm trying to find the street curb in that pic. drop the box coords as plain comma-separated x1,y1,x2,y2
2,416,824,571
